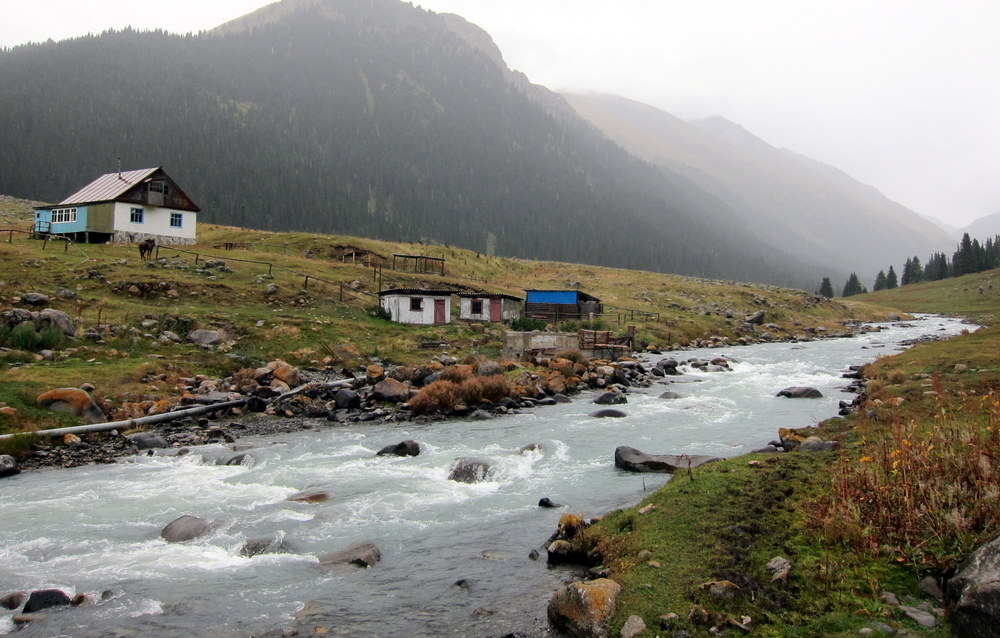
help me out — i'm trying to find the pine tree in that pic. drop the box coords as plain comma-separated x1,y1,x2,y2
818,277,834,298
886,265,898,288
842,272,864,297
873,270,888,291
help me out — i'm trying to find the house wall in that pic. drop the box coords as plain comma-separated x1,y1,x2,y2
459,298,522,322
381,294,451,325
502,331,578,360
35,206,87,234
111,202,196,244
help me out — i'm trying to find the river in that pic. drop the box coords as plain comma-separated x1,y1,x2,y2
0,316,970,637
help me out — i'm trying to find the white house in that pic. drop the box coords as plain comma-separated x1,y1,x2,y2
378,289,453,325
457,292,522,323
33,166,200,245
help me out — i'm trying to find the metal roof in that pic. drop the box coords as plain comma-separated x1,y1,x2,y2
456,292,522,301
378,288,456,297
58,167,160,206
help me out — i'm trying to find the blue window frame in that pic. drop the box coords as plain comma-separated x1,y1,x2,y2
170,212,183,228
130,207,144,224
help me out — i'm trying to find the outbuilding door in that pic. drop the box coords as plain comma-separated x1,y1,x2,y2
489,299,502,322
434,299,447,324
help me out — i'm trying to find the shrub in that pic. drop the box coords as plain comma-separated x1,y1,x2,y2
7,323,40,351
458,377,484,405
36,326,67,351
440,366,472,384
0,433,39,459
408,380,461,415
478,375,512,403
367,304,392,321
510,317,548,332
554,349,588,365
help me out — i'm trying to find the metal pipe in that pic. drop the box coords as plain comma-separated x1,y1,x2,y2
0,399,246,440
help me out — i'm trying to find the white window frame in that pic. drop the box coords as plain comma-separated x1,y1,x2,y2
51,207,77,223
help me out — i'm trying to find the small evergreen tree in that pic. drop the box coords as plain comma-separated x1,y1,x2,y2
886,265,898,288
873,270,888,291
842,272,864,297
818,277,834,298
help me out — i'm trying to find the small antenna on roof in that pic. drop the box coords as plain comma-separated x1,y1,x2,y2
117,157,122,180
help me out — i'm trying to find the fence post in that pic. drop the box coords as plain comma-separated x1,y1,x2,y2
268,263,273,277
304,276,309,290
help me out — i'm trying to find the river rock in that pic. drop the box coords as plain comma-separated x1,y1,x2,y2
334,388,361,409
286,490,329,503
22,589,70,613
160,515,212,542
745,310,765,325
614,446,721,473
318,541,381,568
776,386,823,398
376,440,420,457
370,378,411,403
658,391,682,400
0,591,27,610
798,436,840,452
590,409,627,418
240,536,295,558
593,391,626,405
448,457,492,483
127,431,168,450
35,387,105,423
946,532,1000,637
621,615,648,638
0,455,20,478
547,578,621,638
476,360,502,376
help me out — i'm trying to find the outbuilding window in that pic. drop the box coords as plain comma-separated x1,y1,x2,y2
471,299,483,314
409,297,423,311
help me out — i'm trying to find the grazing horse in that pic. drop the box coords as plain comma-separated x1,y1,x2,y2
138,238,156,261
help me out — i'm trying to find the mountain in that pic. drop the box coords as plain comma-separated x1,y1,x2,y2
561,93,953,282
961,211,1000,242
0,0,915,288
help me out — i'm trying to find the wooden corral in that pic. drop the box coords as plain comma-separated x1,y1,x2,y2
392,253,445,275
331,245,387,267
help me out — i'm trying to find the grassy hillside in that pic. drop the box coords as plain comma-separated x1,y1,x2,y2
580,269,1000,636
0,198,884,434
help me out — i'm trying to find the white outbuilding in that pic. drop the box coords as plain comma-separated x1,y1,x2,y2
378,289,453,325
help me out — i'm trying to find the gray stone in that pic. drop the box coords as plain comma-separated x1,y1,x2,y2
128,432,168,450
318,541,381,568
20,292,50,307
160,515,212,542
376,440,420,457
621,614,647,638
0,455,20,478
946,533,1000,637
798,436,840,452
448,458,492,483
590,408,627,418
188,329,226,347
898,605,936,628
593,391,627,405
334,388,361,409
776,386,824,398
37,308,75,336
476,360,502,376
240,536,294,558
919,575,944,602
370,378,411,403
22,590,69,613
614,446,720,473
657,391,682,400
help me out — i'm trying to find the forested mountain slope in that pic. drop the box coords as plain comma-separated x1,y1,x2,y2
0,0,868,287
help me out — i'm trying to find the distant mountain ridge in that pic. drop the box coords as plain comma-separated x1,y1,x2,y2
561,93,953,281
0,0,947,288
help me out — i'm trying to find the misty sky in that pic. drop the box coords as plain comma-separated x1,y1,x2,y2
3,0,998,227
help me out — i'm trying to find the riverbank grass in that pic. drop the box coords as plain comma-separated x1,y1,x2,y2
584,453,948,637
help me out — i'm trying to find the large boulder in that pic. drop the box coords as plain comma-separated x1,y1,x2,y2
947,533,1000,637
0,455,20,478
376,440,420,457
188,329,226,347
37,308,75,336
35,388,105,423
20,292,50,307
547,578,621,638
22,589,70,613
160,515,212,543
370,378,411,403
590,409,627,419
333,388,361,409
614,446,720,473
476,360,503,377
447,458,493,483
318,541,381,568
745,310,765,325
776,386,823,399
